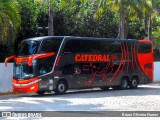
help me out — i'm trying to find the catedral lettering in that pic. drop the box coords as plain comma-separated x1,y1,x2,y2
4,36,153,95
75,54,111,62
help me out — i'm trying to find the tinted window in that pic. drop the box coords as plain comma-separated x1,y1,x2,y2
40,38,62,53
138,42,152,53
37,62,53,75
101,41,121,53
63,39,121,54
63,40,95,53
17,40,41,56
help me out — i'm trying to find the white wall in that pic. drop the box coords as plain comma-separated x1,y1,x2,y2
0,62,159,93
154,62,160,81
0,63,13,93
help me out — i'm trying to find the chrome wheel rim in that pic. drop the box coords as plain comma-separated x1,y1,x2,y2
132,79,137,87
122,80,127,88
58,83,65,92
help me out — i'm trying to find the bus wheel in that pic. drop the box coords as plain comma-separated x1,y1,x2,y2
36,91,45,95
119,77,129,90
55,81,67,95
100,87,110,91
129,77,138,89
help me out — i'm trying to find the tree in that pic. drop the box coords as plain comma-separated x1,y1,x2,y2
60,0,119,38
14,0,49,53
91,0,153,39
48,0,76,36
144,0,160,40
48,2,54,35
0,0,20,45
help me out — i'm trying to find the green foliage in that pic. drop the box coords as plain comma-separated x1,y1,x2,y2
0,44,14,62
128,21,146,39
53,1,119,38
154,48,160,61
0,0,20,45
152,16,160,46
15,0,48,47
1,0,160,62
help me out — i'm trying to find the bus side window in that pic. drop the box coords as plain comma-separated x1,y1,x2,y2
40,39,62,53
62,40,80,55
63,40,100,54
79,40,98,53
63,39,122,55
38,63,52,75
98,41,121,54
138,42,152,53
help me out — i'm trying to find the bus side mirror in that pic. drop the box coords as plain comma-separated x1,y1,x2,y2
4,56,16,67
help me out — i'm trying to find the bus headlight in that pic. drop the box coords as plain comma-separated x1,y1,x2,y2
13,79,41,87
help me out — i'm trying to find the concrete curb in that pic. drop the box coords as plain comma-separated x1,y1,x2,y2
0,93,36,100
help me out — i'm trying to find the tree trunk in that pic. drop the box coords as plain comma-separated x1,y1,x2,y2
0,25,2,45
118,9,125,39
124,12,129,39
148,15,155,47
144,13,149,37
148,16,152,40
48,3,54,36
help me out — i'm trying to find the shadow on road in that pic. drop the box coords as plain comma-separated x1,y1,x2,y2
0,82,160,111
29,85,160,99
1,82,160,100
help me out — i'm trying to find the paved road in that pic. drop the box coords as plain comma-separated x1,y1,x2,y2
0,82,160,111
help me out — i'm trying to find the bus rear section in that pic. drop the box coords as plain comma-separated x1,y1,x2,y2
5,37,154,95
137,40,154,83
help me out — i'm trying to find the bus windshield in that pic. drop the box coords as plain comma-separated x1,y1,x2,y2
13,62,35,80
17,40,41,56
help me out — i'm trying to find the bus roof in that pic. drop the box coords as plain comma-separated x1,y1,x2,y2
23,36,139,42
25,36,65,41
65,36,138,42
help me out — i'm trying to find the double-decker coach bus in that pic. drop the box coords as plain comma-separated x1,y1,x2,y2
5,36,154,95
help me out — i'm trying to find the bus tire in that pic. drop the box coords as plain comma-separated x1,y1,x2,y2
100,87,110,91
119,77,129,90
129,77,139,89
36,91,45,95
55,81,67,95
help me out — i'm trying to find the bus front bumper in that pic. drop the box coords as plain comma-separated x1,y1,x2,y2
12,77,40,93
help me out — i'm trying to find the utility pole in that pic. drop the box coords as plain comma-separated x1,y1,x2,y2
48,3,54,36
